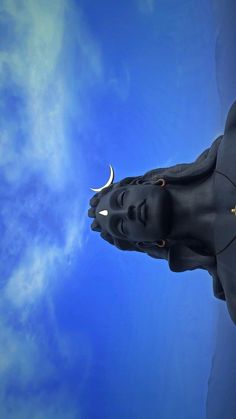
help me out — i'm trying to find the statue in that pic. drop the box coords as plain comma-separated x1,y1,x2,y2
88,101,236,326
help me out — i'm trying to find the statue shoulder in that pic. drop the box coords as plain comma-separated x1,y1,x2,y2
142,136,222,185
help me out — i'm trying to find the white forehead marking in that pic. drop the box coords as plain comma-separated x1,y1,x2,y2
99,209,108,216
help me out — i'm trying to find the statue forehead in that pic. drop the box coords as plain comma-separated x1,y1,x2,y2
95,185,125,220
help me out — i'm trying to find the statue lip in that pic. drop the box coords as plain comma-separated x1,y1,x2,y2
137,200,146,225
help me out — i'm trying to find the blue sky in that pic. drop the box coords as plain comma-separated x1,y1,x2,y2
0,0,235,418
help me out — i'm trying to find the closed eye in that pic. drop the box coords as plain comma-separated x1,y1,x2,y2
117,219,128,236
117,191,125,207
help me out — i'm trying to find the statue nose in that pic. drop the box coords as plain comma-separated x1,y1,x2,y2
113,205,136,220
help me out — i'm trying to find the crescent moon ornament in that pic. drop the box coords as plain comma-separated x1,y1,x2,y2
90,164,115,192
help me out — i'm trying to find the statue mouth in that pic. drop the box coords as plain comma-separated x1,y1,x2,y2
137,199,147,225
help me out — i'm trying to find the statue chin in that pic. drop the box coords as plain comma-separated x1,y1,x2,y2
152,185,173,240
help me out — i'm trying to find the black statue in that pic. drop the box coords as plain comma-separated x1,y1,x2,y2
88,101,236,325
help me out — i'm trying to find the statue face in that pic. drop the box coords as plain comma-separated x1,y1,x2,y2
95,184,172,243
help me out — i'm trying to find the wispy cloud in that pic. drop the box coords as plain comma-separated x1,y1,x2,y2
5,244,58,307
0,0,103,293
0,0,69,187
0,0,102,415
107,64,130,101
0,311,89,418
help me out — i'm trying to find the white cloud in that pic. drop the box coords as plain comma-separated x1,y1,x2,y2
0,0,103,187
0,315,87,419
3,205,88,309
4,244,57,307
0,0,103,292
0,2,102,414
0,0,68,187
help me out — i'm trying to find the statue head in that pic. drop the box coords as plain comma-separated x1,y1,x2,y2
88,166,173,255
87,135,224,315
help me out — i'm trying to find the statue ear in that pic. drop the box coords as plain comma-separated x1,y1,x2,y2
168,244,216,273
136,242,169,260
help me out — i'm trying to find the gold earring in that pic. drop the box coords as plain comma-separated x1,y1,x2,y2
156,178,166,187
156,239,166,248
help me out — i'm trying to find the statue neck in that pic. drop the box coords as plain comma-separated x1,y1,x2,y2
167,175,215,255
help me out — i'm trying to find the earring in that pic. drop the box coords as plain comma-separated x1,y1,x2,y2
156,178,166,187
156,239,166,248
